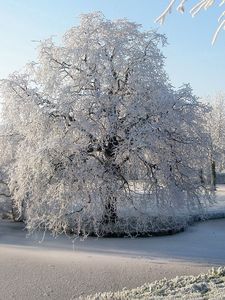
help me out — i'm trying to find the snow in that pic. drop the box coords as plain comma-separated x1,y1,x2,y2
0,218,225,299
207,185,225,217
1,186,225,299
1,216,225,264
86,267,225,299
0,245,214,300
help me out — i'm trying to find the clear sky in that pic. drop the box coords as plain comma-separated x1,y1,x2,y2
0,0,224,99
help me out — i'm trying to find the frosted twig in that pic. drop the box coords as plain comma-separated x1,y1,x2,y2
156,1,225,44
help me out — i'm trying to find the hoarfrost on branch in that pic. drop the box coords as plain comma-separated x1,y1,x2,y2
156,1,225,44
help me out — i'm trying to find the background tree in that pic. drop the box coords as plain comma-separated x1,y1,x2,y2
0,12,211,237
156,0,225,44
0,122,22,220
205,93,225,188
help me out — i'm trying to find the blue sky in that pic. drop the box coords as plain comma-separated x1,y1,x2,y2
0,0,224,99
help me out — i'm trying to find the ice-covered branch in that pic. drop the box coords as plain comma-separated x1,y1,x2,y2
156,0,225,44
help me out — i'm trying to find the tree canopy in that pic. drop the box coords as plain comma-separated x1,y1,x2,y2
0,12,211,237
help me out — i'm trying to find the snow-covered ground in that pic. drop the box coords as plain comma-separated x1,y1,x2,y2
87,267,225,299
1,186,225,299
207,185,225,217
0,218,225,299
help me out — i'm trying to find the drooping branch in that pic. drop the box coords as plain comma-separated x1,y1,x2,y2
156,0,225,44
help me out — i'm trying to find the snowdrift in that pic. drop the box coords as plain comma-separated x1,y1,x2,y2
85,267,225,300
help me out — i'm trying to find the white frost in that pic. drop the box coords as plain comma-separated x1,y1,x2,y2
85,267,225,300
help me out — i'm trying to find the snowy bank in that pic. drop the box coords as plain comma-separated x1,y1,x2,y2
85,267,225,300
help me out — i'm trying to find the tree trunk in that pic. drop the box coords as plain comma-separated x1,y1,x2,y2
102,196,118,224
11,200,19,221
199,169,204,184
11,199,24,222
211,160,216,190
101,135,119,224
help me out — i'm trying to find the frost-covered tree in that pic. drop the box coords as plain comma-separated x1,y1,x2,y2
156,0,225,44
0,168,12,219
206,93,225,175
0,12,211,236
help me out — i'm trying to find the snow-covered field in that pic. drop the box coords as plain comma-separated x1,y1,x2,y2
86,267,225,299
0,218,225,299
1,186,225,299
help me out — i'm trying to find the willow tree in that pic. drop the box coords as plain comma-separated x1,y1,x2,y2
0,12,210,236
